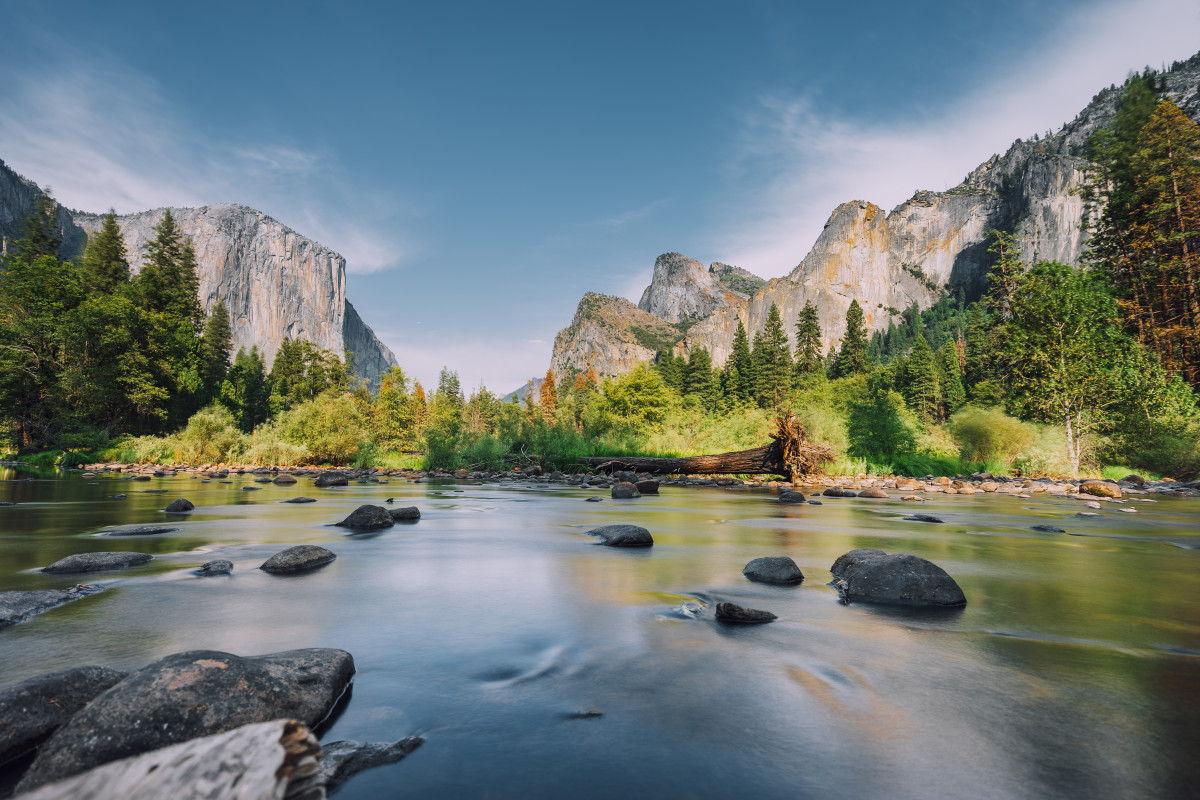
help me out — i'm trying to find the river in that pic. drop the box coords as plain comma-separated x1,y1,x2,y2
1,467,1198,799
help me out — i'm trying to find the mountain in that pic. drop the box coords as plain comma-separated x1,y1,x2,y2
551,52,1200,380
0,160,396,386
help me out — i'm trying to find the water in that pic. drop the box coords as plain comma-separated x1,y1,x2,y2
1,467,1198,799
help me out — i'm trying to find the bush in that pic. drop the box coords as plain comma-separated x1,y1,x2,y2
949,406,1035,465
243,421,308,466
1011,424,1078,477
110,434,178,464
459,434,509,471
847,389,920,462
174,404,248,464
279,393,371,466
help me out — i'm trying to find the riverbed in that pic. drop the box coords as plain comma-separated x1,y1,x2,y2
1,467,1198,799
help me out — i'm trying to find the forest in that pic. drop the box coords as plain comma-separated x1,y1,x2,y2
2,75,1198,479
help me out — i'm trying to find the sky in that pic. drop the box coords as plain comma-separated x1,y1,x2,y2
2,0,1199,393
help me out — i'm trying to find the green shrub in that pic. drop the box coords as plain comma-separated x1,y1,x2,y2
1012,424,1078,477
174,404,248,464
459,434,509,471
243,421,308,466
949,406,1035,465
279,393,371,466
109,434,177,464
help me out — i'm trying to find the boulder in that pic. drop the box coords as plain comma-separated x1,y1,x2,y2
585,524,653,547
1120,474,1146,486
714,602,777,624
0,585,105,629
336,505,394,531
42,552,153,574
956,485,976,494
612,471,637,484
903,514,944,523
829,548,966,607
164,498,194,513
857,488,888,499
196,560,233,576
273,474,298,485
634,480,659,495
822,487,844,497
100,525,178,537
318,736,425,792
283,496,317,504
585,496,602,502
14,648,355,792
742,556,804,585
778,491,806,504
0,666,128,765
1080,480,1122,498
611,482,642,499
388,506,421,521
1031,524,1066,533
259,545,337,574
313,472,349,488
979,481,1000,492
894,480,920,491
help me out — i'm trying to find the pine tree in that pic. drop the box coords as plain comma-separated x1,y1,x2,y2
573,372,587,392
585,366,599,388
753,303,792,410
6,193,61,264
903,334,941,425
655,352,685,394
201,298,233,395
935,340,966,417
539,368,557,421
436,367,464,409
832,300,870,378
793,301,823,378
138,209,184,314
684,347,718,405
81,211,130,294
723,319,754,403
175,240,204,330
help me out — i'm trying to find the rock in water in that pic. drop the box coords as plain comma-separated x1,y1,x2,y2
612,470,637,484
1079,480,1122,499
585,524,653,547
259,545,337,574
0,585,105,629
903,514,944,523
164,498,194,513
634,480,659,495
858,488,888,498
337,505,394,531
1032,524,1066,533
196,560,233,576
611,482,642,499
715,602,777,624
822,487,844,497
273,473,297,485
100,525,178,537
318,736,425,792
389,506,421,521
829,548,966,607
778,491,806,504
283,496,317,504
42,552,153,574
314,472,349,487
742,557,804,585
14,648,355,792
0,666,128,765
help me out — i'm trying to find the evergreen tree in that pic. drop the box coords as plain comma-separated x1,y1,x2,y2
751,304,792,410
6,193,62,264
436,367,464,409
539,368,557,421
723,319,754,403
684,347,718,405
201,298,233,396
655,352,685,395
81,211,130,294
585,366,599,388
138,209,185,315
903,334,941,425
832,300,870,378
963,304,991,388
935,340,966,417
793,301,823,379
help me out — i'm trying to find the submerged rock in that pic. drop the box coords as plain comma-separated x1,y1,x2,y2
283,496,317,504
164,498,194,513
314,472,349,488
318,736,424,792
585,496,602,502
0,665,128,765
715,602,777,624
903,514,944,523
196,560,233,576
585,524,653,547
42,552,153,574
611,482,642,499
273,474,298,485
822,487,844,497
337,504,394,531
742,556,804,585
778,491,806,504
100,525,178,537
829,548,966,607
14,648,355,792
259,545,337,574
0,585,105,629
1032,524,1066,533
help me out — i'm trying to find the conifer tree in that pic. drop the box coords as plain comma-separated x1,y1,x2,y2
201,298,233,394
81,211,130,294
539,368,557,421
573,372,587,392
722,319,753,403
832,300,870,378
138,209,184,314
903,334,941,425
793,301,823,378
935,340,966,417
753,303,792,410
585,366,599,388
684,347,718,405
6,193,62,264
436,367,464,409
655,352,685,394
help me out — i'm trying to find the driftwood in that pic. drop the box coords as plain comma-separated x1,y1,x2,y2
582,415,832,483
15,719,324,800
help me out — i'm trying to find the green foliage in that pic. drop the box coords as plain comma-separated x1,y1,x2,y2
832,300,870,378
629,323,684,354
173,403,247,464
243,421,308,466
278,392,371,465
902,334,941,425
201,298,233,397
847,388,919,463
723,320,754,403
949,406,1036,466
793,301,823,378
752,303,793,410
81,211,130,294
268,338,352,411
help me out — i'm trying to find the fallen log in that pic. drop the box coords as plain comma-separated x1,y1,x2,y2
581,415,832,482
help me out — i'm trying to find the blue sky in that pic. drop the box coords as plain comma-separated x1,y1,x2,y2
3,0,1199,392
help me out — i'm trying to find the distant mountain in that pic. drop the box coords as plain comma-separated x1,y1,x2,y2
0,160,397,387
550,51,1200,380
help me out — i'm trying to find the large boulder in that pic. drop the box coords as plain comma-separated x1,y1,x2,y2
42,552,153,574
259,545,337,574
634,480,660,495
0,666,127,765
313,472,349,488
273,473,298,485
822,487,844,497
388,506,421,521
1079,480,1122,499
14,648,355,792
742,557,804,585
611,482,642,499
829,548,966,608
196,560,233,576
777,491,806,504
164,498,194,513
715,602,777,624
585,524,653,547
858,488,888,499
336,505,394,531
0,586,106,629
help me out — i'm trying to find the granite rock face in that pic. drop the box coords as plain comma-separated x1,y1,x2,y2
549,292,686,382
637,253,747,323
0,666,128,765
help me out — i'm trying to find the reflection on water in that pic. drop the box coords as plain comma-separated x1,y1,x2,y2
1,467,1198,799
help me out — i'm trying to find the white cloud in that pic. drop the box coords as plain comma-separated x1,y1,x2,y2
719,0,1200,278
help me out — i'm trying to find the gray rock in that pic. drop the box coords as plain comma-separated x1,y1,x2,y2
0,501,15,506
164,498,194,513
388,506,420,521
196,560,233,576
841,490,859,498
611,482,642,499
585,524,653,547
14,648,356,792
100,525,178,537
635,479,660,494
243,486,261,491
807,499,822,505
858,487,888,498
1032,524,1066,533
612,470,637,484
903,514,944,523
260,545,337,574
829,548,966,607
42,552,153,574
0,585,105,629
0,666,128,765
273,473,297,485
742,556,804,585
585,496,602,502
715,602,777,624
109,494,127,499
822,487,844,497
337,505,394,531
317,736,424,792
314,472,349,488
778,491,806,503
283,496,317,504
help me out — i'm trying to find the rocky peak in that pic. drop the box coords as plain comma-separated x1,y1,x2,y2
709,262,765,295
637,252,741,323
551,292,685,382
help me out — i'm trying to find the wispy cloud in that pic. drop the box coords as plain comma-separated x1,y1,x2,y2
718,0,1200,277
0,35,410,275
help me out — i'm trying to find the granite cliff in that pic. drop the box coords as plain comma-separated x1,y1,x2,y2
0,161,395,385
549,52,1200,380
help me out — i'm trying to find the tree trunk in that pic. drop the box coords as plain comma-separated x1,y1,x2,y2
580,415,832,482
